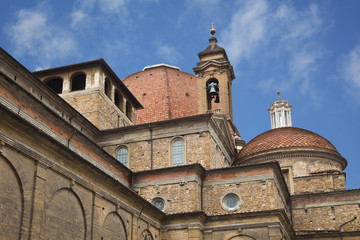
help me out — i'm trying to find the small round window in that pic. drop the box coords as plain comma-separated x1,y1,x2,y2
221,193,241,211
152,197,166,211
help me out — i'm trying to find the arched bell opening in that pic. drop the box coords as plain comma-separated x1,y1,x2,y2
206,78,220,111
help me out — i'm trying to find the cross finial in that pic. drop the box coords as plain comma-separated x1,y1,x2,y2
210,21,216,36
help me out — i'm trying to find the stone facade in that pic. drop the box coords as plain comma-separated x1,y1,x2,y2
0,109,161,240
100,114,234,172
1,28,360,240
293,173,346,194
292,190,360,233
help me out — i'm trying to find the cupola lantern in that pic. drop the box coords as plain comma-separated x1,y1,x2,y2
268,92,292,129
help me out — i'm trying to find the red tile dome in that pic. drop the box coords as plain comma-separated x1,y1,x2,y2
237,127,339,160
123,64,198,124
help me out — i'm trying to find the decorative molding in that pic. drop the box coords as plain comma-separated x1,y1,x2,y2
203,173,274,186
239,149,347,170
133,175,201,188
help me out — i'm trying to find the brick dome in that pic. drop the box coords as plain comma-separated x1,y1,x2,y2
237,127,339,160
123,64,198,124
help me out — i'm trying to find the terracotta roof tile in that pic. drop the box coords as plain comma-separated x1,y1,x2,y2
238,127,338,159
123,66,198,124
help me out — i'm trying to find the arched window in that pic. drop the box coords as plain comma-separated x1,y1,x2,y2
117,147,128,167
45,77,63,93
104,78,111,99
71,73,86,91
171,138,184,166
114,89,124,111
126,101,132,120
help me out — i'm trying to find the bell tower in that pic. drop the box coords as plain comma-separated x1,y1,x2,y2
193,25,235,120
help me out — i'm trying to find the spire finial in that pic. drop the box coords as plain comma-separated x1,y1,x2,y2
210,21,216,36
276,91,281,99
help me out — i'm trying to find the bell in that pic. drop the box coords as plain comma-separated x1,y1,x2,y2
214,95,220,103
208,85,217,97
208,82,218,98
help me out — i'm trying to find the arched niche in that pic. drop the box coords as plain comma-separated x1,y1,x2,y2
114,89,124,111
105,78,112,99
45,77,63,94
44,188,86,240
141,229,153,240
101,212,127,240
0,156,24,239
71,73,86,91
126,101,132,121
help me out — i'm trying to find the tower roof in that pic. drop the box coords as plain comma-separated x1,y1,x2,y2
198,37,229,61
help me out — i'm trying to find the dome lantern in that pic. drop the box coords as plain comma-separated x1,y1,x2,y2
268,92,292,129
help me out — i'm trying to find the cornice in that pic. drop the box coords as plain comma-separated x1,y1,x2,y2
237,147,347,170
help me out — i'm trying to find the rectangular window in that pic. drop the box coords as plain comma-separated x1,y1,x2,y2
272,113,276,127
278,111,283,127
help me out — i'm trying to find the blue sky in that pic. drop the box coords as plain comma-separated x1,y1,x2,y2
1,0,359,189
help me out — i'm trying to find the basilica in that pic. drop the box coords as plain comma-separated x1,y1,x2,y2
0,28,359,239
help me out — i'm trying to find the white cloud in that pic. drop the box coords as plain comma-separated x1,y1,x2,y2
9,9,48,55
177,0,221,27
71,10,87,28
274,3,322,43
289,46,323,105
219,1,324,103
344,45,360,88
220,0,268,66
98,0,130,13
104,40,131,58
342,44,360,103
8,6,77,66
70,0,131,27
154,41,182,64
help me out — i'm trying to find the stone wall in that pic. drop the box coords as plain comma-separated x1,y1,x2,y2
139,181,201,214
293,173,346,194
293,205,360,232
133,166,203,215
104,131,227,172
201,164,290,220
203,179,286,216
292,190,360,233
62,91,132,130
0,129,162,240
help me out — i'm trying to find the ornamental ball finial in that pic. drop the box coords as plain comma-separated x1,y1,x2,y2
210,21,216,36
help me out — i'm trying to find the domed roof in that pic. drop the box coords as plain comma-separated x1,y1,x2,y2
123,64,198,124
237,127,339,160
198,37,228,61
